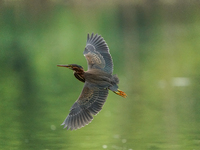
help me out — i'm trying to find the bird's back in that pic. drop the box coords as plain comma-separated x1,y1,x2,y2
84,69,112,88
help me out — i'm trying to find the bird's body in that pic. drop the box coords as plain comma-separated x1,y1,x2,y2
86,69,113,86
57,33,127,130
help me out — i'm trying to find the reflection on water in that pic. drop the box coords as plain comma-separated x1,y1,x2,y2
1,1,200,150
159,77,191,88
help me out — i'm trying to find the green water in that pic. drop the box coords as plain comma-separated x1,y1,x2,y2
1,1,200,150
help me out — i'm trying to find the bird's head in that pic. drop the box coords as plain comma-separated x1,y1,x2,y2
57,64,84,72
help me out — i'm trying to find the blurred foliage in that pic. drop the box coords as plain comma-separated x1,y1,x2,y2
1,0,200,150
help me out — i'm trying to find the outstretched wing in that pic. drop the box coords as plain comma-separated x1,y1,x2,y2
84,33,113,74
61,82,109,130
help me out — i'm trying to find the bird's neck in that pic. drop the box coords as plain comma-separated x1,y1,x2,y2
74,70,85,83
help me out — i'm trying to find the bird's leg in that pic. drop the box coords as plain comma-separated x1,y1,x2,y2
113,89,127,98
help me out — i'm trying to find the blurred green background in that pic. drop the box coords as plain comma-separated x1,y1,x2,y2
1,0,200,149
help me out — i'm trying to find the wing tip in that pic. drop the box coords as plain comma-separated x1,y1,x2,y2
61,109,94,131
87,33,102,42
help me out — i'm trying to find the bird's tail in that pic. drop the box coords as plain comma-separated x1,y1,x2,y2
111,74,119,84
110,75,127,98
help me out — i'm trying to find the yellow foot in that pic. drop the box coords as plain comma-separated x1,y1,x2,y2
114,89,127,98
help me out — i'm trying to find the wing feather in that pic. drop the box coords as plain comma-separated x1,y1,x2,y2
62,82,109,130
84,33,113,74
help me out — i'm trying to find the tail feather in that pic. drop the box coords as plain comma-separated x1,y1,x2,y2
112,74,119,84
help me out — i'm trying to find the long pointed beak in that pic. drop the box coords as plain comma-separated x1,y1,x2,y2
57,65,70,68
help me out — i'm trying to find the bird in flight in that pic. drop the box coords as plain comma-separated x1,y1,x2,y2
57,33,127,130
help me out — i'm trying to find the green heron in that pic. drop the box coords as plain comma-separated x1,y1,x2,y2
57,33,127,130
